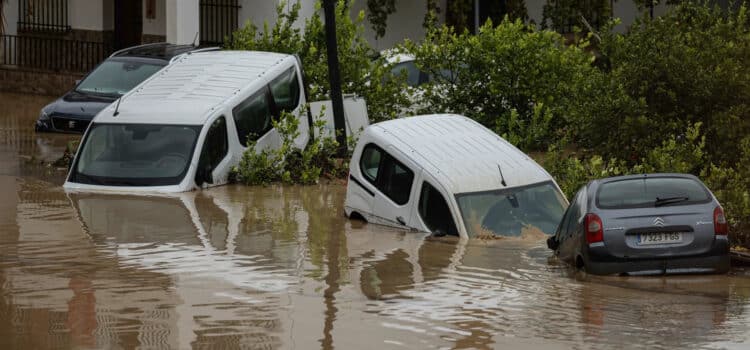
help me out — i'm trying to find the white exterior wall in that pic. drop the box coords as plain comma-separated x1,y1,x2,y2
349,0,447,50
143,0,167,36
238,0,284,30
166,0,199,45
68,0,106,31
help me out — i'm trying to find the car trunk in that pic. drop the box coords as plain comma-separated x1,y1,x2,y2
599,203,717,259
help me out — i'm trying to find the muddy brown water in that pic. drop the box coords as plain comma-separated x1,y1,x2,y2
2,92,750,349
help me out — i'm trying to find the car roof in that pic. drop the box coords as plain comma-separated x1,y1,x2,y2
93,50,294,125
110,42,203,61
366,114,554,194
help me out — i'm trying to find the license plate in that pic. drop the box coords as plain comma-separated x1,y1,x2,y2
636,232,683,245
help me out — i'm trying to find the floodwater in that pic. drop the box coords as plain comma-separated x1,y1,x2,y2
2,93,750,350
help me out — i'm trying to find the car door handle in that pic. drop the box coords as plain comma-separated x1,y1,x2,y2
396,216,406,226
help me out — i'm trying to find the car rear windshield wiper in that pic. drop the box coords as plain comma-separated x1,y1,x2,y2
654,196,689,207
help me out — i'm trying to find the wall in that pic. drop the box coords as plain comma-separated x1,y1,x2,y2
349,0,449,51
2,0,19,35
612,1,670,33
68,0,105,31
166,0,199,45
143,0,167,36
238,0,281,30
0,68,81,96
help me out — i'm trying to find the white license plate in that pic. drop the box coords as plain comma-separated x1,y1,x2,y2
636,232,683,245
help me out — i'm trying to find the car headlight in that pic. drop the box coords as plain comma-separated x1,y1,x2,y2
39,110,50,121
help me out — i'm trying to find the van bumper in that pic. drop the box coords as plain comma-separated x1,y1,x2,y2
584,237,730,275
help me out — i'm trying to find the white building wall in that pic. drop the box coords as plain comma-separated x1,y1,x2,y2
349,0,447,51
143,0,167,36
68,0,105,31
238,0,283,31
166,0,199,45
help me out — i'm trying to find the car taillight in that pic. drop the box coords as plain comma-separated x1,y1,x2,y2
714,206,728,235
585,213,603,244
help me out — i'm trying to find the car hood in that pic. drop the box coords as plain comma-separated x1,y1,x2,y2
46,91,118,119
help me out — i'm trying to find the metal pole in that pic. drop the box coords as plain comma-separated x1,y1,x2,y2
323,0,348,157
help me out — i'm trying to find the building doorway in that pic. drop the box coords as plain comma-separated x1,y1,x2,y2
114,0,143,50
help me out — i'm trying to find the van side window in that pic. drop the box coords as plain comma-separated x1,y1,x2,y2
269,67,301,114
359,144,414,205
360,145,381,181
233,88,273,146
419,182,458,236
196,116,228,185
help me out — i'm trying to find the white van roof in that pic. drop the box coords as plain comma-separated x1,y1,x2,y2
366,114,553,194
94,51,294,125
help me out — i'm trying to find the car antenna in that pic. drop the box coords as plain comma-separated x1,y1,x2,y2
497,164,507,187
192,32,199,47
113,97,122,117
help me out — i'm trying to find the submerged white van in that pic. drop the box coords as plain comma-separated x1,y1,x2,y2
64,51,366,193
344,114,568,239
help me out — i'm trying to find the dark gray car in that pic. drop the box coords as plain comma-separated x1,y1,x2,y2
547,173,730,275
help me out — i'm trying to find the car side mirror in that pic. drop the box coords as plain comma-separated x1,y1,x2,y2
74,79,81,85
546,236,559,250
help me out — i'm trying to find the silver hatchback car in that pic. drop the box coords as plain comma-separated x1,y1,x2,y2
547,173,730,275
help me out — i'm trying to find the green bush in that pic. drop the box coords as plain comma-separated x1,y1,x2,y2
405,18,604,151
581,2,750,164
232,110,348,186
227,0,411,122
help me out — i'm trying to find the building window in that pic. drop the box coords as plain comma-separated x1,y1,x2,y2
18,0,71,33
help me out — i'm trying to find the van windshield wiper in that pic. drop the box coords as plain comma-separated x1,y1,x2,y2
654,196,689,207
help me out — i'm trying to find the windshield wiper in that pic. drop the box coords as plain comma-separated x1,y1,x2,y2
654,196,689,207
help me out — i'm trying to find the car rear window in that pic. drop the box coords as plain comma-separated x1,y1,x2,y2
596,177,711,209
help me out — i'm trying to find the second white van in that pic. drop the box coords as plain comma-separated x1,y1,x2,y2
344,114,568,239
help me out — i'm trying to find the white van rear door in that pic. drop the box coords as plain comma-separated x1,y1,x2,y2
309,95,369,144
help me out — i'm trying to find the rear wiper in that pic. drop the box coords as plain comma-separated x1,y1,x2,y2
654,196,689,207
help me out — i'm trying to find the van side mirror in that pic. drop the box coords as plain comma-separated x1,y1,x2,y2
546,236,559,250
195,165,214,186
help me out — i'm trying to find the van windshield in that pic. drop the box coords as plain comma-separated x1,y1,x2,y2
456,181,567,238
70,123,201,186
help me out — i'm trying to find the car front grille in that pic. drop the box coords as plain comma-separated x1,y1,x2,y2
51,116,90,133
